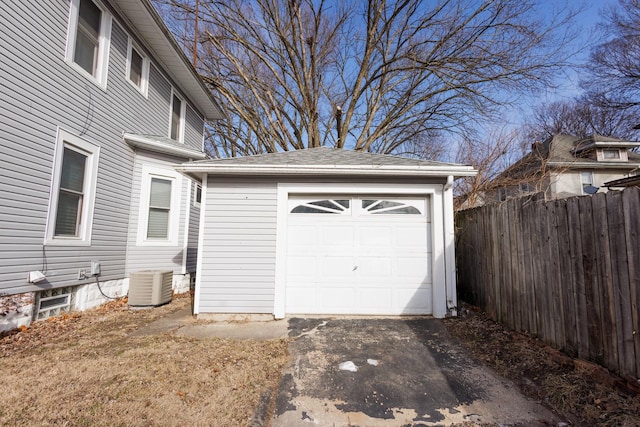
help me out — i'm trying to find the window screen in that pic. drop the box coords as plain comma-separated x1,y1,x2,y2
147,178,172,239
74,0,101,75
55,147,87,236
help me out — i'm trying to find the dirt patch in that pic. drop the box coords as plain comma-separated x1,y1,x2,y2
0,295,288,427
443,304,640,426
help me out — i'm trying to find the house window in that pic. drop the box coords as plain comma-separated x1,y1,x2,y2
170,92,185,142
519,183,534,194
603,149,621,160
580,171,594,194
147,178,172,239
498,188,507,202
66,0,112,88
45,129,100,245
127,38,149,95
194,184,202,207
137,166,181,246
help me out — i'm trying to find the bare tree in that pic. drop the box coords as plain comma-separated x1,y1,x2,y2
523,97,640,143
454,126,526,208
156,0,579,157
581,0,640,125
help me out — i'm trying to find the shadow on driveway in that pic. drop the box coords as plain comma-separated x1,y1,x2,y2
272,317,561,426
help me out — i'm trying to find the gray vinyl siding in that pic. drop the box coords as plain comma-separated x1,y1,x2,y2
186,186,200,273
198,178,277,314
184,105,205,151
125,151,188,275
0,0,206,296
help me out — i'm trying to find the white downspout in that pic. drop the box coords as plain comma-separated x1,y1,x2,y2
443,175,458,316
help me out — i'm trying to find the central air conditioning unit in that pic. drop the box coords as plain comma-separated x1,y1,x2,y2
128,270,173,307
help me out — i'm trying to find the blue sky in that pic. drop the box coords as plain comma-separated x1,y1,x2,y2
515,0,619,120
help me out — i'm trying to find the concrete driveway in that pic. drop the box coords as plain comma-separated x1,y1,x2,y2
272,317,561,427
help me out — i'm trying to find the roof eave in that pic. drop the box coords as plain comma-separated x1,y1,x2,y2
175,164,478,177
110,0,224,120
124,133,208,159
548,161,640,169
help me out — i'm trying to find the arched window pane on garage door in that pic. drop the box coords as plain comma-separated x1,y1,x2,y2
361,199,423,215
290,199,350,214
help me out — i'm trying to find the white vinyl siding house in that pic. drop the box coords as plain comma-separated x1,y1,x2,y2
0,0,223,331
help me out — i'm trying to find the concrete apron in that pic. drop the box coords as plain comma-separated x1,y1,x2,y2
273,318,561,427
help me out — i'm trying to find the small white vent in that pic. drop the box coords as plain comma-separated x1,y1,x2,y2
128,271,173,307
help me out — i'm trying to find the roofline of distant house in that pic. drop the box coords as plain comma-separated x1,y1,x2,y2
548,161,640,169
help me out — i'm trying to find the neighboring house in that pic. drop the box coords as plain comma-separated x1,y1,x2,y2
0,0,223,331
177,148,476,319
485,134,640,203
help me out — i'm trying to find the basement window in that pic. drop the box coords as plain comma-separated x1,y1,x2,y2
36,287,76,320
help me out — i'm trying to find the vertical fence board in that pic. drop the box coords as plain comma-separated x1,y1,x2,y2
547,200,564,347
591,192,617,372
622,187,640,378
521,197,537,334
555,198,577,356
508,199,522,331
566,197,589,359
607,190,635,377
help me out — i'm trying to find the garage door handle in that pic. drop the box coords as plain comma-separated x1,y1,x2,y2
353,266,358,271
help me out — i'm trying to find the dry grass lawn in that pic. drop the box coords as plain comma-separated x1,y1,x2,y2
0,295,288,427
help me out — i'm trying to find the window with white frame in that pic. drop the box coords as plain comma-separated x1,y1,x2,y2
66,0,112,88
126,37,149,95
45,129,100,245
580,171,594,194
194,184,202,207
602,149,621,160
169,91,185,142
137,167,181,246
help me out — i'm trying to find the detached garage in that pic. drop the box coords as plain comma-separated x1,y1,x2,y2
177,148,475,319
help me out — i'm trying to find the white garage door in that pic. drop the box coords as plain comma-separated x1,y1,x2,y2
286,196,432,315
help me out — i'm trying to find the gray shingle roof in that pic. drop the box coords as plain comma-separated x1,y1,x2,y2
179,147,476,178
191,147,461,167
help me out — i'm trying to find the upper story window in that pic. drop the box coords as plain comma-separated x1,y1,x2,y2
603,149,621,160
45,129,100,246
66,0,112,89
127,38,149,96
170,91,186,142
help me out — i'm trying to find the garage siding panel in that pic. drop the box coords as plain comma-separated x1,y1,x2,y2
199,179,277,313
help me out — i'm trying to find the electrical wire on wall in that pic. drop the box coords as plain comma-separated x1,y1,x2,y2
94,274,125,300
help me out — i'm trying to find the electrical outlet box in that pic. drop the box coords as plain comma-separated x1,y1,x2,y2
78,269,86,280
90,261,101,276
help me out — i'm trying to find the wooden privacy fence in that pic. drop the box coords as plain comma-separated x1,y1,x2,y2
455,187,640,380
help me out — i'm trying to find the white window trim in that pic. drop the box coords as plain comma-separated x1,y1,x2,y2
44,128,100,246
580,171,595,195
137,165,182,246
193,183,202,207
126,37,149,97
169,89,186,142
65,0,112,90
